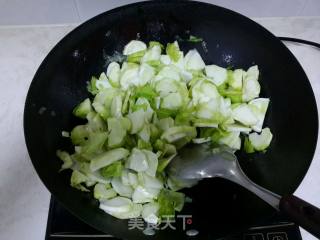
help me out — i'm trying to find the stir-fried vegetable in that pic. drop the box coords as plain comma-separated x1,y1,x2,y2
57,39,272,223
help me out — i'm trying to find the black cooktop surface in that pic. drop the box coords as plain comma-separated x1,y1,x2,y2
45,196,302,240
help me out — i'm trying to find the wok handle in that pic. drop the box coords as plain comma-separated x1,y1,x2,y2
280,195,320,237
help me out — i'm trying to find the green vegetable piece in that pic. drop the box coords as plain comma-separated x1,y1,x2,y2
142,150,158,177
137,139,153,150
216,70,243,103
95,72,112,90
161,126,197,143
86,112,107,132
100,161,123,178
73,98,92,119
123,40,147,55
94,183,117,200
123,135,137,150
133,98,154,122
90,148,129,172
196,97,232,125
173,137,192,150
191,79,220,104
218,131,241,150
242,65,260,102
198,128,215,138
228,69,244,90
121,89,131,114
131,102,148,112
56,150,73,170
138,172,163,189
120,63,140,90
188,35,203,43
107,118,127,148
70,125,90,145
149,41,164,50
156,108,178,119
156,65,180,82
146,60,162,68
120,117,131,131
248,98,270,132
154,139,177,157
99,196,134,217
161,92,183,110
150,124,160,142
76,162,111,185
192,137,211,144
133,85,158,101
126,148,149,172
163,144,177,156
71,152,87,163
248,127,273,151
218,84,243,103
205,65,228,86
107,62,121,88
70,170,89,192
127,109,146,134
110,95,123,118
132,185,159,203
244,137,255,153
111,177,134,198
80,132,108,157
87,76,98,95
141,45,162,68
157,154,176,173
223,123,251,134
184,49,205,71
166,42,181,62
127,50,146,63
211,128,228,143
142,202,160,224
128,172,139,187
139,63,156,86
61,131,70,137
157,117,174,131
232,103,258,126
167,176,198,191
157,189,185,218
92,88,120,120
154,139,165,151
157,158,171,173
175,108,195,126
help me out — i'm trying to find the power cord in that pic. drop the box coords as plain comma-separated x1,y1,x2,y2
278,37,320,49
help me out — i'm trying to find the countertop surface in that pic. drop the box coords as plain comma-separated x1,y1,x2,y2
0,17,319,240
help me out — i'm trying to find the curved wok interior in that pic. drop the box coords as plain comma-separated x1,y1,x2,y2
24,1,318,239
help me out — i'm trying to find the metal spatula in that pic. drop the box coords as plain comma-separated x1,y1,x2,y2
167,144,320,237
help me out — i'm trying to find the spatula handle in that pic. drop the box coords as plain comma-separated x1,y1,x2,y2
280,195,320,238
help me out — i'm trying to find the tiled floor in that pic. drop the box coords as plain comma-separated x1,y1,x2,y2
74,0,145,22
0,0,319,25
0,0,78,25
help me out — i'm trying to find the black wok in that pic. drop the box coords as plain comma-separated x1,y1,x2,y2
24,1,318,239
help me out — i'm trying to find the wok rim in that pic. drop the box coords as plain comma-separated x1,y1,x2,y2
23,0,319,238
